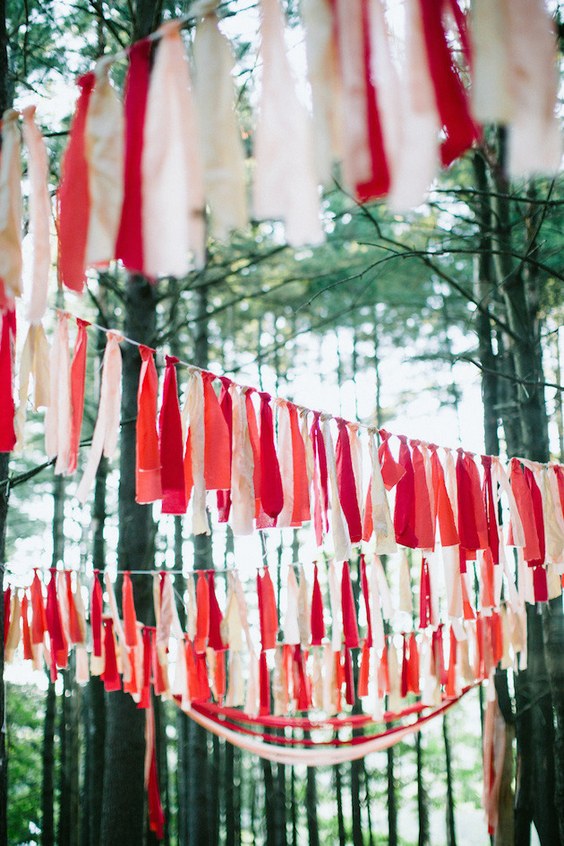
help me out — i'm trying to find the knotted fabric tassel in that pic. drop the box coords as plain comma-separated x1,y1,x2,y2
378,430,405,490
230,385,255,535
194,572,210,654
216,377,233,522
159,356,187,515
322,418,352,562
142,21,205,277
341,561,359,649
84,59,124,266
297,566,311,648
288,403,310,525
254,0,322,246
0,307,16,452
68,318,89,474
208,572,226,651
193,12,247,240
310,563,325,646
259,650,271,716
45,312,71,475
115,39,151,273
91,570,103,659
394,437,418,548
419,558,432,629
21,593,33,661
136,345,161,503
145,703,165,839
122,571,139,648
359,554,372,648
46,569,68,673
509,459,541,561
411,441,435,549
417,0,480,166
101,618,121,692
283,566,301,645
481,455,500,564
276,402,294,527
0,110,23,299
429,445,458,546
21,107,50,323
58,74,95,292
455,450,480,552
14,322,50,449
183,371,209,534
30,569,47,644
257,568,278,651
65,571,85,645
311,412,329,542
408,632,420,694
335,419,363,544
363,431,396,553
76,332,122,503
259,392,284,519
244,390,262,519
343,645,356,706
4,590,21,662
203,373,231,490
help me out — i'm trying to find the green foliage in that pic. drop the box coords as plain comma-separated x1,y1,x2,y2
6,683,44,845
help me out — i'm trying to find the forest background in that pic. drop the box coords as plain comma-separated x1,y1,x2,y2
0,1,563,845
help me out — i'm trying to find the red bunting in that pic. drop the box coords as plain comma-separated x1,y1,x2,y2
445,627,457,697
359,554,372,648
456,450,481,552
311,412,329,538
481,456,499,565
411,441,435,549
394,437,418,548
408,633,420,695
259,650,271,716
91,570,103,659
65,571,83,644
194,572,210,654
136,346,162,504
378,430,405,490
419,557,432,629
207,572,226,651
343,645,356,706
68,318,89,473
288,403,310,525
357,641,370,698
310,563,325,646
159,356,187,515
21,593,33,661
355,0,391,201
429,445,459,546
46,569,68,672
30,569,47,644
203,374,231,491
122,571,139,648
146,707,165,840
115,39,152,274
245,391,262,518
335,419,363,543
509,459,541,563
258,392,284,519
341,560,359,649
417,0,480,166
3,586,10,645
57,73,95,292
138,626,152,709
0,307,16,453
101,618,121,692
216,376,233,522
257,568,278,651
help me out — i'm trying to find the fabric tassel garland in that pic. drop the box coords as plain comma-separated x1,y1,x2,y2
258,392,284,519
76,332,122,502
203,374,231,491
159,356,187,515
341,561,359,649
257,568,278,651
253,0,323,246
0,307,16,452
142,21,205,277
310,563,325,645
115,39,152,274
0,110,23,300
335,419,363,544
394,437,418,548
68,318,89,474
57,74,96,292
136,345,162,503
21,107,51,323
230,385,255,535
216,376,234,522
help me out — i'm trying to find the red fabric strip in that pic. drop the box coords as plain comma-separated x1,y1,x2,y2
30,569,47,644
343,645,356,706
357,640,371,698
159,356,187,515
194,572,210,654
207,572,226,651
203,373,231,490
394,437,418,547
408,633,420,695
445,627,457,698
65,571,83,644
216,376,233,522
245,391,262,518
21,593,33,661
68,318,89,474
481,456,499,565
411,442,435,549
311,412,329,534
288,403,310,525
122,571,139,648
456,450,480,551
378,430,405,490
509,459,541,562
57,73,95,292
523,467,546,568
91,569,103,658
419,557,432,629
101,618,121,692
46,569,68,670
360,554,372,648
310,563,325,646
341,560,359,649
417,0,480,166
3,586,10,645
136,346,162,504
355,0,390,201
138,626,152,709
259,650,271,716
258,392,284,519
257,568,278,651
429,446,458,546
115,39,152,274
0,308,16,452
335,419,362,543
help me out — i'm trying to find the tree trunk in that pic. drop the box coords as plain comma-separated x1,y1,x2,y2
363,762,375,846
387,745,398,846
42,681,56,846
225,742,236,846
334,764,346,846
290,763,298,846
416,733,430,846
209,735,221,846
100,274,158,846
351,757,363,846
442,716,457,846
306,764,321,846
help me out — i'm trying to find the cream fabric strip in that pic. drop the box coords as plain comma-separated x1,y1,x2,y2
21,107,51,323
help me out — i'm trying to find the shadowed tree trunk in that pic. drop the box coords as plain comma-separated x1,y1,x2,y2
306,762,320,846
416,733,430,846
334,764,346,846
42,681,56,846
442,716,457,846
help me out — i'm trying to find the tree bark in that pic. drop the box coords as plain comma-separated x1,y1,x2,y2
334,764,346,846
42,681,56,846
416,733,430,846
306,762,321,846
442,716,457,846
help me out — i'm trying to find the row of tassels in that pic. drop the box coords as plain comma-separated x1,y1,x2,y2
4,555,525,718
12,312,564,605
0,0,560,306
